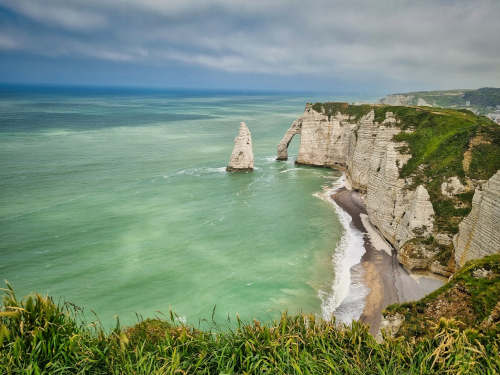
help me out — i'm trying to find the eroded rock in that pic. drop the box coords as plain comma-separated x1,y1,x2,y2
454,171,500,267
227,122,254,172
277,104,500,275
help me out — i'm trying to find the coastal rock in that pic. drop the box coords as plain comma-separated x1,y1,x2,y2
277,118,302,160
227,122,254,172
379,94,414,106
397,241,438,271
441,176,468,197
278,104,500,275
277,106,434,266
429,261,453,277
453,171,500,267
435,233,453,246
380,94,431,107
377,313,404,342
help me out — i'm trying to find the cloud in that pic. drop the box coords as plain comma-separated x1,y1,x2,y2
2,0,107,30
0,34,17,50
0,0,499,88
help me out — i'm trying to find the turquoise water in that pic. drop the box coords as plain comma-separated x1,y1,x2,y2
0,87,371,328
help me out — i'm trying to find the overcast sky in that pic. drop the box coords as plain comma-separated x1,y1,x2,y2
0,0,499,92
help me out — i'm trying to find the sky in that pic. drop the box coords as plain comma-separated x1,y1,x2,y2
0,0,499,93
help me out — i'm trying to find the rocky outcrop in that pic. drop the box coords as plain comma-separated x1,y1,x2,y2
441,176,469,197
377,313,404,342
227,122,254,172
277,117,302,160
379,94,415,106
379,94,432,107
277,104,500,273
277,105,436,270
453,171,500,267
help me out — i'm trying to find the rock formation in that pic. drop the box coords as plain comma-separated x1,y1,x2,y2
277,118,302,160
277,104,500,274
227,122,254,172
454,171,500,267
277,106,434,269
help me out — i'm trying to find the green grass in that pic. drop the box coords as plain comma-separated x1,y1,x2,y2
468,124,500,180
1,281,499,374
311,102,373,121
384,254,500,338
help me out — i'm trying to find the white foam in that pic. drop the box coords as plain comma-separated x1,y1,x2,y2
279,168,304,174
313,174,367,321
263,156,277,163
171,166,227,177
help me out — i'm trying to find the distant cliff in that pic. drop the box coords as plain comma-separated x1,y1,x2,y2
379,87,500,123
278,103,500,275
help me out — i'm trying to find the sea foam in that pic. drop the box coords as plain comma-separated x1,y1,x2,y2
313,174,367,322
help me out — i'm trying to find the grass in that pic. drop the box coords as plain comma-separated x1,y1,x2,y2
384,254,500,338
468,124,500,180
1,281,499,374
311,102,372,121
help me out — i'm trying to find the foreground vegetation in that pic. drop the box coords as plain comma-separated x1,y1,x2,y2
1,276,499,374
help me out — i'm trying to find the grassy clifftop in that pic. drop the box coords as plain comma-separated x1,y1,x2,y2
1,280,499,374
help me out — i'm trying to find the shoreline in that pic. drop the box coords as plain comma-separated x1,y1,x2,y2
331,185,444,335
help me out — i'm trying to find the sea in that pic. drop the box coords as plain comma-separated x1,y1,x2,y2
0,85,378,329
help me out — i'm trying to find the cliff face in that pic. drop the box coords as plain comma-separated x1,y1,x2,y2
227,122,254,172
454,171,500,267
277,104,500,274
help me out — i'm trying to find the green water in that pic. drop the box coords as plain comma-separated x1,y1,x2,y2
0,88,365,328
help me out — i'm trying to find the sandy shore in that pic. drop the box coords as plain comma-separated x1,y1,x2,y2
332,187,443,335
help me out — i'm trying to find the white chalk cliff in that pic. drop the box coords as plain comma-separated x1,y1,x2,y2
227,122,254,172
454,171,500,267
277,104,500,273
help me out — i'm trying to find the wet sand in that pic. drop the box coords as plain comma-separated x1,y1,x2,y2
332,187,443,335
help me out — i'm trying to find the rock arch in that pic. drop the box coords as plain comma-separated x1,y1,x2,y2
276,118,302,160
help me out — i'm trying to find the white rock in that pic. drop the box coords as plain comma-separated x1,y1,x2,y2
441,176,467,197
227,122,254,172
377,313,405,342
454,171,500,267
277,105,500,274
277,105,434,268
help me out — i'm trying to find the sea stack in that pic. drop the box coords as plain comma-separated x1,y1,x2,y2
226,122,254,172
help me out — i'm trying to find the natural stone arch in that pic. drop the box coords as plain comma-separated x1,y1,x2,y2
276,118,302,160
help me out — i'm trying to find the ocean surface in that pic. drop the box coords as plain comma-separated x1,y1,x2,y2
0,86,376,328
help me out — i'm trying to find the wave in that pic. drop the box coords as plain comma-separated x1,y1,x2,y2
313,174,367,321
279,168,304,174
162,166,227,179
